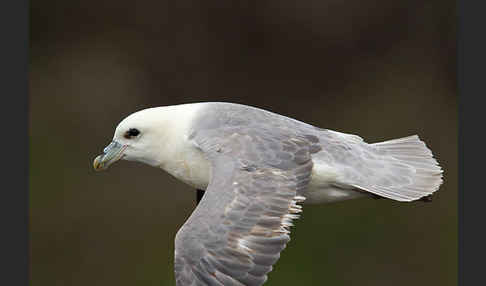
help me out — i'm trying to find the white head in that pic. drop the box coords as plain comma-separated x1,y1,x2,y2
93,106,186,171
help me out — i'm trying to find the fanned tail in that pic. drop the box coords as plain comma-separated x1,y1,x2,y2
360,135,444,202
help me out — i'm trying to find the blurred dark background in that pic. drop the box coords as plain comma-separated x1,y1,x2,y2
30,1,456,285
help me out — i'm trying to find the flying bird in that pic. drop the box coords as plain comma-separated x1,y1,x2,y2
93,102,443,286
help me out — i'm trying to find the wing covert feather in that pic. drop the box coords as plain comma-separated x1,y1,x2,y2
174,127,317,286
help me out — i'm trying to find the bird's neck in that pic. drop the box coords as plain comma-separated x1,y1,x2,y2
155,103,211,190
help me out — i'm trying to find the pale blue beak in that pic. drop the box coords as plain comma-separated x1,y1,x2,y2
93,141,127,171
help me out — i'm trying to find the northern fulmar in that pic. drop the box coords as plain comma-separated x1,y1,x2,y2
93,102,443,286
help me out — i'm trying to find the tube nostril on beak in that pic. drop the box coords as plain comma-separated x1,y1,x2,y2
93,141,127,171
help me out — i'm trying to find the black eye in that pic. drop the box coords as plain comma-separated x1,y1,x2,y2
124,128,140,139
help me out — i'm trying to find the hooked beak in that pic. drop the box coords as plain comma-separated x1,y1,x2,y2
93,141,128,171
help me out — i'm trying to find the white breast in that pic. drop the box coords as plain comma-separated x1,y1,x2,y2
163,144,211,190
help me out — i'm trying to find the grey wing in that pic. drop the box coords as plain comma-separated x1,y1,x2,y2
174,128,316,286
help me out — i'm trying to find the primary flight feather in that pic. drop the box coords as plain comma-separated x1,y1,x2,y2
93,102,443,286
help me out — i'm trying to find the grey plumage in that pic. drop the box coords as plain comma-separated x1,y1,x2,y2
175,121,316,286
173,103,442,285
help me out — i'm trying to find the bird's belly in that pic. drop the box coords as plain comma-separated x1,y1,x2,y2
305,161,366,204
163,153,365,203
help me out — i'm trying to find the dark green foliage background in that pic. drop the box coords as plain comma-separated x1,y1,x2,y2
30,1,456,285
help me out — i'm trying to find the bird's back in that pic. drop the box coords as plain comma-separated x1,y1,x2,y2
191,102,443,204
